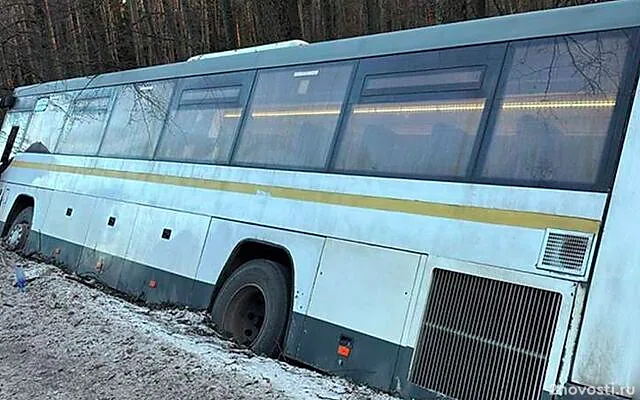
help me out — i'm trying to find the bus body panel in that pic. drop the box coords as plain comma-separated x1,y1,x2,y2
42,190,97,246
295,239,421,390
1,153,606,282
196,218,326,319
0,160,599,396
7,152,607,222
573,77,640,391
306,238,421,345
41,191,97,268
78,197,141,292
123,206,211,280
83,197,140,263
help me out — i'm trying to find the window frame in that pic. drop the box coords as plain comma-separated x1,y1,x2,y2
594,28,640,192
328,43,507,182
152,70,256,165
228,60,358,172
471,28,640,192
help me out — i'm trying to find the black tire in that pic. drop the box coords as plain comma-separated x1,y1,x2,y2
4,206,33,251
211,259,289,357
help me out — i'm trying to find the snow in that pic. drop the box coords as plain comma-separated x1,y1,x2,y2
0,250,398,400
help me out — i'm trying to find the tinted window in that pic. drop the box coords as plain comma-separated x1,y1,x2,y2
56,88,114,155
100,81,175,158
363,66,485,96
0,96,38,155
333,44,507,179
335,99,485,177
233,63,354,168
481,30,635,186
155,77,244,163
24,93,76,153
180,87,240,105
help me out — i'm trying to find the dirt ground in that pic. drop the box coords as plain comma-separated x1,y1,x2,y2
0,250,396,400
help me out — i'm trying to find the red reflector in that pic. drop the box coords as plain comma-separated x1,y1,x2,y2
149,280,157,289
337,345,351,358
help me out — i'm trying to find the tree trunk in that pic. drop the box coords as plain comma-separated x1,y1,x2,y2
129,0,142,66
43,0,62,77
219,0,236,49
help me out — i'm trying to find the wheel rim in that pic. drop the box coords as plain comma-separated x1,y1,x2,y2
6,222,28,249
222,284,266,346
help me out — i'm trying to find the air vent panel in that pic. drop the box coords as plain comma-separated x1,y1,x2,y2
538,229,594,276
409,268,562,400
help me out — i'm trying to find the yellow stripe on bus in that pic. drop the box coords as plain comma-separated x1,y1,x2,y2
11,160,601,234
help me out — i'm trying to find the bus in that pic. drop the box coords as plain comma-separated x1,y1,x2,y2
0,1,639,399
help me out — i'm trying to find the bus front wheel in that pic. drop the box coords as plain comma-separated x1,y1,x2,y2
4,206,33,251
210,259,289,357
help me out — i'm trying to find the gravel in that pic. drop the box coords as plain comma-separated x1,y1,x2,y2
0,250,397,400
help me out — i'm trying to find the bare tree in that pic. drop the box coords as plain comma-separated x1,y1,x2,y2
0,0,615,94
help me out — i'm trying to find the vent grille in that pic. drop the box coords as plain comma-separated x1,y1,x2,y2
409,269,562,400
539,230,593,275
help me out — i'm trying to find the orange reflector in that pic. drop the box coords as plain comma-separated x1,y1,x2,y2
337,345,351,358
149,280,157,289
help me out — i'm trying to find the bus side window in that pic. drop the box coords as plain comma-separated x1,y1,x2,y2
0,95,37,156
232,62,354,169
480,29,635,188
0,110,32,157
155,75,246,164
333,65,489,178
24,93,74,154
56,88,114,156
99,81,175,159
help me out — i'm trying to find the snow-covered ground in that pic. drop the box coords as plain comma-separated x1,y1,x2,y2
0,250,397,400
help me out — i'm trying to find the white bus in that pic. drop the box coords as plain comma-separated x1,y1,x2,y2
0,2,639,399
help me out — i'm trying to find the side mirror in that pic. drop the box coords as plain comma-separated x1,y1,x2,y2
1,126,19,163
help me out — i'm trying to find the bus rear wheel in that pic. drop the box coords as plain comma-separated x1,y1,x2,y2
211,259,289,357
4,206,33,251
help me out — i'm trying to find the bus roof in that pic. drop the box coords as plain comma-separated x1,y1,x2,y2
14,0,640,97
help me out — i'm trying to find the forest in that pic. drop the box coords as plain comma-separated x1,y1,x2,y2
0,0,611,92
